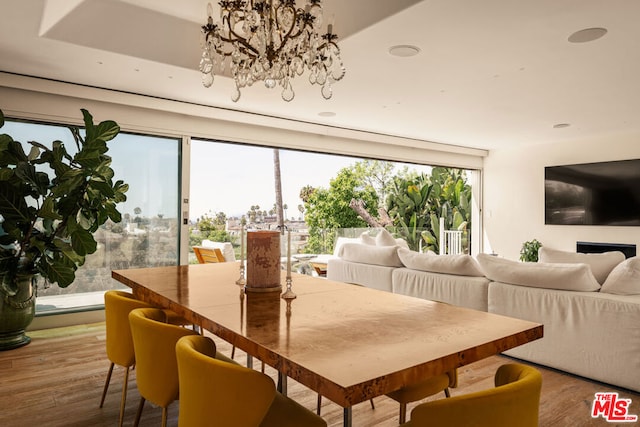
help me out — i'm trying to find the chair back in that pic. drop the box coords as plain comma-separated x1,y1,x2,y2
176,335,276,427
408,363,542,427
193,246,225,263
104,290,153,367
129,308,198,408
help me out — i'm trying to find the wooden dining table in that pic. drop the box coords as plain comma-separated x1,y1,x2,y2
112,262,543,426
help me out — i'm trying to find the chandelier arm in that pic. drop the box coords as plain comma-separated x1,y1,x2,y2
218,14,261,58
269,5,300,59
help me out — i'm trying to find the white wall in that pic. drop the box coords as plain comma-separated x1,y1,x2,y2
0,73,486,169
483,133,640,260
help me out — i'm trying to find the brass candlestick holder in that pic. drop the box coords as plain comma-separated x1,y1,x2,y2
281,230,296,300
236,224,245,286
281,276,297,301
235,261,245,286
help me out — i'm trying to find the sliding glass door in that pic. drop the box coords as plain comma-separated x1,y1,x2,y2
1,119,181,313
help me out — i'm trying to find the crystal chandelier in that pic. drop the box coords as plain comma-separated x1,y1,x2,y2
199,0,346,102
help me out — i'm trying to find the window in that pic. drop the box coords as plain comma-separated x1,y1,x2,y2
189,139,475,258
2,119,181,313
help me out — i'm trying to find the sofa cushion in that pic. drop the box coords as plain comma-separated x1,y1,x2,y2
477,253,601,291
338,243,403,267
333,237,361,256
397,248,484,277
393,268,490,311
601,256,640,295
538,247,625,284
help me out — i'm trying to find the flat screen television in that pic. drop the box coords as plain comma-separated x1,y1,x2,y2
545,159,640,225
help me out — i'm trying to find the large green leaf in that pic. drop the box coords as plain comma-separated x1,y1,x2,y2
15,162,48,196
74,148,104,169
70,227,97,256
0,183,30,224
37,255,76,288
88,178,115,198
39,196,62,220
82,109,119,143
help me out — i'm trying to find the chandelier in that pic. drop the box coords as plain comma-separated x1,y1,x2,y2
199,0,346,102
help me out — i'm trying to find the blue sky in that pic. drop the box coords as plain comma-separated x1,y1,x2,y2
190,141,357,219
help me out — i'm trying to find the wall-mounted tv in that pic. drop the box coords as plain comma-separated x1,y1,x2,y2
545,159,640,226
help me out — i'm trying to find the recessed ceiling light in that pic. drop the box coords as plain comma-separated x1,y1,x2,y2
553,123,571,129
318,112,336,117
568,27,607,43
389,45,421,57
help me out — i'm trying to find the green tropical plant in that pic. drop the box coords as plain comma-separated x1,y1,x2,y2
0,108,129,295
302,165,378,253
384,173,432,251
386,167,472,252
520,239,542,262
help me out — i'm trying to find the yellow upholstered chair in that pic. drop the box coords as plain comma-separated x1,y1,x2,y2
128,308,200,427
193,246,225,263
386,369,457,423
176,335,327,427
99,290,188,427
401,363,542,427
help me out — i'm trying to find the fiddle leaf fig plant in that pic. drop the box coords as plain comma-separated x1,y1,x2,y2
0,108,128,295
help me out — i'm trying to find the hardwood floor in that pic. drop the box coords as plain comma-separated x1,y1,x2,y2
0,323,638,426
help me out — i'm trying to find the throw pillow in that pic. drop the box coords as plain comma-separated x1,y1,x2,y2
397,248,484,277
476,253,601,291
600,256,640,295
373,228,409,249
360,231,376,245
538,247,625,284
375,228,398,246
339,243,403,267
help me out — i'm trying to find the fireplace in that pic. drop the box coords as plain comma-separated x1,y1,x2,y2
577,241,637,259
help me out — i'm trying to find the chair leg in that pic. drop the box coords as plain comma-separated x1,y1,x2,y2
370,398,375,410
161,407,168,427
445,387,451,398
99,362,114,408
118,366,130,427
399,403,407,424
231,345,236,359
133,397,145,427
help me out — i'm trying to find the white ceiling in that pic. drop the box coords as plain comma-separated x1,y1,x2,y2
1,0,639,151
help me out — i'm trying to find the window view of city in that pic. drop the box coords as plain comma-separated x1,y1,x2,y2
189,140,474,265
2,119,180,312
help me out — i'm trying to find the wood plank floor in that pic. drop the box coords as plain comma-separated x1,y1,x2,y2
0,323,638,426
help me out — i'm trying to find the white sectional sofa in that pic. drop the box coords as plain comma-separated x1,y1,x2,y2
326,234,640,393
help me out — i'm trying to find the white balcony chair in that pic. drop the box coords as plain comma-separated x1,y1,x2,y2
439,218,463,255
